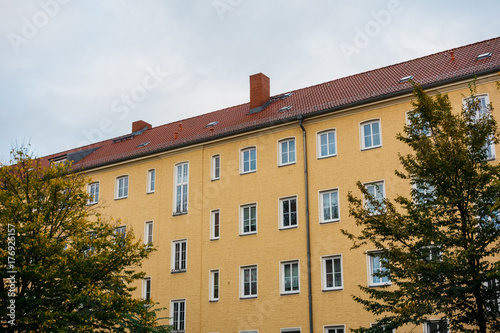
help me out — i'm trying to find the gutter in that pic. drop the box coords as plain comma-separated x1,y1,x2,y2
76,67,500,172
298,115,313,333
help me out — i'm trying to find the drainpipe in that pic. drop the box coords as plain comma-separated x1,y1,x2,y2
299,115,313,333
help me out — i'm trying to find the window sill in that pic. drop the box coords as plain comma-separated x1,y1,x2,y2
239,232,257,237
317,154,337,160
239,296,257,300
240,170,257,175
279,225,298,230
322,288,343,292
146,191,155,195
209,299,219,303
361,145,382,151
278,161,296,167
172,211,188,217
171,269,187,274
369,283,391,288
280,291,300,296
87,202,98,206
114,196,128,200
210,238,220,241
320,219,340,224
211,177,220,181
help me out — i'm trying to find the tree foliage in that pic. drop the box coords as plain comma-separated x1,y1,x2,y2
0,149,170,332
344,82,500,333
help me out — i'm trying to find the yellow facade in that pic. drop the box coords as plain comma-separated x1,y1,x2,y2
83,74,499,332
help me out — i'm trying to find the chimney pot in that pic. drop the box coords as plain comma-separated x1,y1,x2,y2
174,132,178,139
132,120,152,133
249,73,270,112
450,50,455,61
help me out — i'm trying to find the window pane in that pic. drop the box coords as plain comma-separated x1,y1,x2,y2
364,124,372,147
321,133,328,156
281,141,289,164
323,193,331,221
250,149,256,170
331,191,339,219
372,122,380,146
328,132,335,155
326,259,333,287
289,140,296,162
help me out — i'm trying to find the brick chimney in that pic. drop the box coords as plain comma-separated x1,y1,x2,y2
249,73,270,113
132,120,152,133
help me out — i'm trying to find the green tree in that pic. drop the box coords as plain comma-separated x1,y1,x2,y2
0,148,170,332
344,82,500,333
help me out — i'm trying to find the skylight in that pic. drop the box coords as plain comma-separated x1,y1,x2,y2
205,121,219,127
399,75,414,83
477,52,492,60
137,141,150,148
279,106,292,112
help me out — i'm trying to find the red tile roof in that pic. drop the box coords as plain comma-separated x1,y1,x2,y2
44,37,500,170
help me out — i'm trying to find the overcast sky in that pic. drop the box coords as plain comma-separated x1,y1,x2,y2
1,0,499,162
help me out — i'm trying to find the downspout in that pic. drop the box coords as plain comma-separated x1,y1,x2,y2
299,115,313,333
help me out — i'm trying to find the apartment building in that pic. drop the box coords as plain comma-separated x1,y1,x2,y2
43,37,500,332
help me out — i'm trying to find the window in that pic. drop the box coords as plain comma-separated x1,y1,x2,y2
484,279,500,313
281,261,299,294
87,182,99,204
361,120,382,150
412,181,436,205
281,329,301,333
147,169,155,193
317,130,337,158
212,154,221,180
280,196,297,229
241,147,257,173
211,210,220,240
324,326,345,333
174,163,189,214
172,240,187,273
116,175,129,199
406,110,430,137
210,269,219,301
365,181,385,214
279,138,296,165
143,277,151,301
144,221,153,246
421,245,442,262
241,265,258,298
425,319,448,333
240,204,257,235
171,299,185,332
369,252,390,286
370,323,395,333
466,94,495,160
115,226,126,237
322,255,343,290
320,190,340,223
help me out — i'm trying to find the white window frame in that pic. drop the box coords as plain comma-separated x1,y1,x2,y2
210,269,220,301
240,265,258,298
114,225,126,238
211,209,220,240
364,180,385,214
142,277,151,301
360,119,382,150
322,255,343,291
424,319,449,333
170,299,186,332
278,137,297,166
115,175,129,199
240,147,257,174
171,239,187,273
319,189,340,223
368,250,391,287
147,169,155,193
280,260,300,294
323,325,346,333
406,110,431,137
370,323,395,333
211,154,221,180
174,162,189,215
87,182,99,205
280,196,298,229
240,203,257,235
464,94,495,160
144,221,153,246
317,129,337,158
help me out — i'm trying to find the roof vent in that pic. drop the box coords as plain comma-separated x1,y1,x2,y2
279,106,292,112
137,141,150,148
477,52,492,60
205,121,219,127
399,75,414,83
